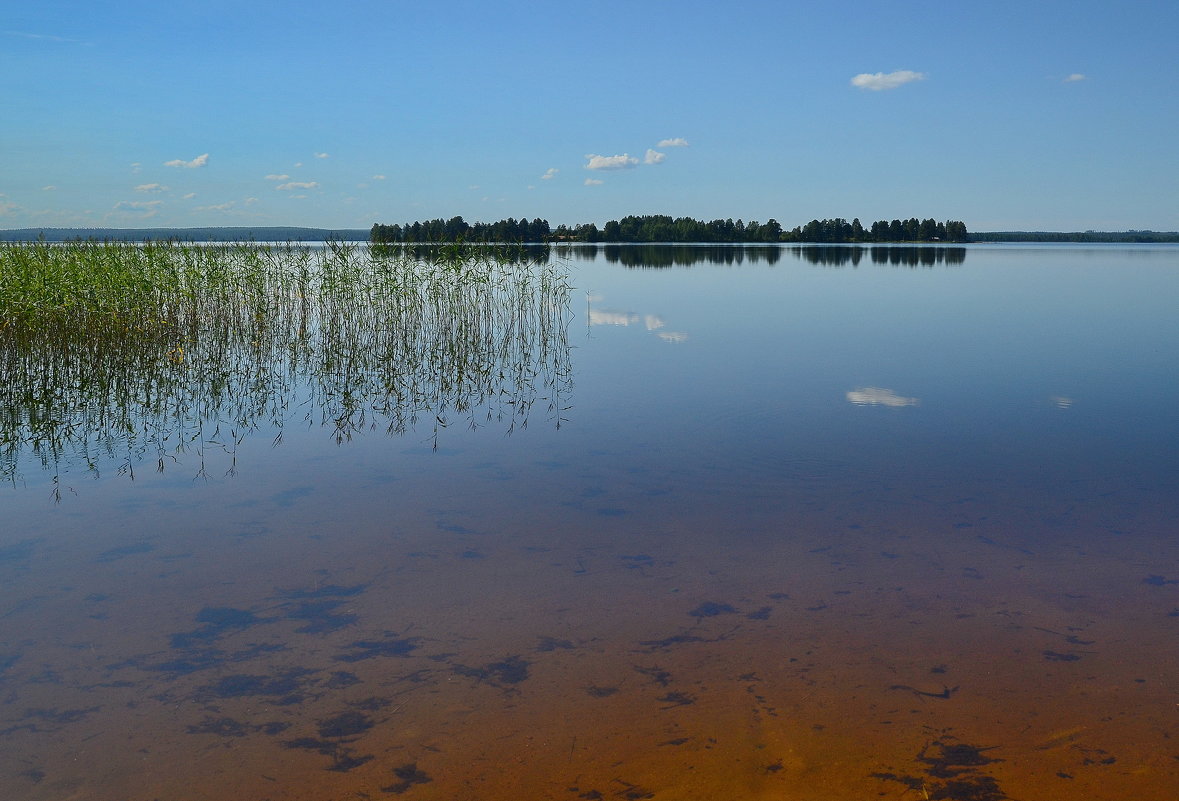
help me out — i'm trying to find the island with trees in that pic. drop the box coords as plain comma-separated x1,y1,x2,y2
370,215,971,244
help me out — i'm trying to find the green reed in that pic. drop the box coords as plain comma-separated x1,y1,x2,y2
0,240,572,487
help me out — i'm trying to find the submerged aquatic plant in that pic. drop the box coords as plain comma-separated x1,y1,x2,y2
0,240,573,487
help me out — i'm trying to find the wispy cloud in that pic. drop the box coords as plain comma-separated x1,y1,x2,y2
194,201,235,213
314,152,330,159
371,174,386,180
130,162,142,174
644,149,666,165
1063,73,1086,82
541,168,559,180
0,196,21,216
585,153,639,171
851,70,926,91
135,183,168,193
584,178,604,186
164,153,209,168
113,200,163,217
657,137,689,147
42,185,57,191
4,30,87,44
182,192,196,199
265,174,290,181
276,181,319,191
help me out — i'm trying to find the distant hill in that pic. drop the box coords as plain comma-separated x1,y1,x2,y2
972,230,1179,243
0,226,371,242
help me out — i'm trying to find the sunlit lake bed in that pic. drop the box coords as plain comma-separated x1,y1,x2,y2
2,243,1177,800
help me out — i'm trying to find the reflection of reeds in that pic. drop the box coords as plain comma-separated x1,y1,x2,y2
0,241,572,485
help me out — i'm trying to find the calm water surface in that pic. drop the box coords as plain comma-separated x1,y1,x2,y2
2,244,1177,800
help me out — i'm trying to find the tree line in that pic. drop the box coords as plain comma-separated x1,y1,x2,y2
371,214,970,244
371,217,551,244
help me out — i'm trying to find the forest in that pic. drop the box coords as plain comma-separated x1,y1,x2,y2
369,215,970,244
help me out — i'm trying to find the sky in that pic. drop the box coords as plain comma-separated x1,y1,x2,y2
2,0,1177,232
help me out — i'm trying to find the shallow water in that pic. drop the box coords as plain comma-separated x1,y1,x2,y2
2,244,1178,800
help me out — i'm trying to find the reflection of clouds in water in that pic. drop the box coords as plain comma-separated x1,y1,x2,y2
587,293,686,344
589,310,640,326
846,387,919,407
1050,395,1074,409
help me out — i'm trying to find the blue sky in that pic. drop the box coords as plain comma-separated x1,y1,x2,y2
3,0,1177,232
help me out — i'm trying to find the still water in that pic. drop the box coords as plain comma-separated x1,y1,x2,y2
2,244,1177,800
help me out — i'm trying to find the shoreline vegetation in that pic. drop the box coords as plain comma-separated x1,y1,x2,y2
3,221,1177,244
0,240,572,484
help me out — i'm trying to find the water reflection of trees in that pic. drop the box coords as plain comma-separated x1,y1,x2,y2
790,246,967,267
559,244,784,268
1,245,572,487
548,243,965,268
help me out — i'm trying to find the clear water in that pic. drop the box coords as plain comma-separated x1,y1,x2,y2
2,243,1177,800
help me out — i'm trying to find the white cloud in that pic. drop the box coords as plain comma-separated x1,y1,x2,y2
135,183,168,192
42,185,57,191
846,387,919,407
657,137,689,147
585,153,639,170
1063,73,1086,82
541,167,559,180
113,200,162,217
194,201,235,212
314,152,329,159
244,197,258,205
130,162,142,174
584,178,604,186
293,162,304,168
276,181,319,191
658,332,689,344
164,153,209,168
182,192,196,199
372,174,386,180
850,70,926,91
644,149,666,165
5,30,86,44
265,174,291,181
0,199,22,216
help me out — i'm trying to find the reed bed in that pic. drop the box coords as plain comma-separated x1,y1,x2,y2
0,240,572,487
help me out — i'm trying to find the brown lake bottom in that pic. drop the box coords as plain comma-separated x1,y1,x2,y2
2,462,1176,801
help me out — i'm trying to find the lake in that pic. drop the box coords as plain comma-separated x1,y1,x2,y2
2,243,1177,800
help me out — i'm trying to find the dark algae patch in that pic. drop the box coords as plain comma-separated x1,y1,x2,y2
382,763,432,794
585,685,619,698
204,668,314,704
335,633,421,662
170,606,266,648
453,655,531,687
688,601,738,618
874,736,1007,800
282,737,374,773
317,711,374,738
285,599,358,634
95,541,155,562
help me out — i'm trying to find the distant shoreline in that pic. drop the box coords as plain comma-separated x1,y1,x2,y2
1,226,1177,244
